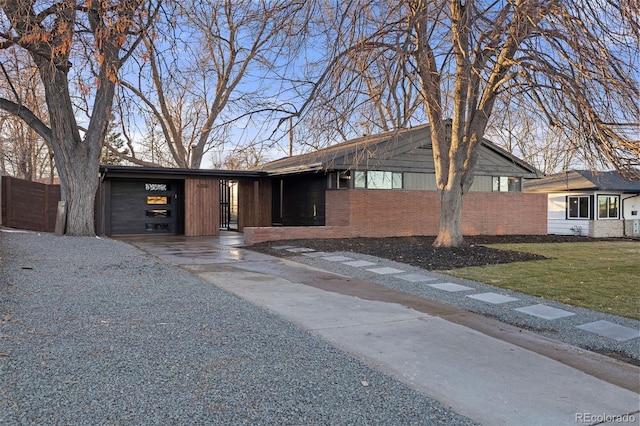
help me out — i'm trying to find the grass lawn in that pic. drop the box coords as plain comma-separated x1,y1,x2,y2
440,241,640,321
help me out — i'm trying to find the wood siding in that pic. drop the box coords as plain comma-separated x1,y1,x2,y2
264,125,538,179
344,142,536,177
184,178,220,236
238,179,272,230
0,175,60,233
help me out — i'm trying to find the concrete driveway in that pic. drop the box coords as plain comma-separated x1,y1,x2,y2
122,233,640,426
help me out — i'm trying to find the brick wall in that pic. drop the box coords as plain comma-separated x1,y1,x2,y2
244,189,548,245
244,226,350,245
462,192,548,235
325,190,350,226
346,190,441,237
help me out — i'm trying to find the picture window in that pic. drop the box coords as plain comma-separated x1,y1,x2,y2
353,171,402,189
597,195,619,219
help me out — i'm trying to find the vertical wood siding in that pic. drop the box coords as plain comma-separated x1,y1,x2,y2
237,179,271,230
184,178,220,236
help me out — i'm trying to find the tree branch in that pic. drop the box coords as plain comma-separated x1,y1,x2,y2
0,98,53,144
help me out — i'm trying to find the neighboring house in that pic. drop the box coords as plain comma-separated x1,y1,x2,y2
524,170,640,238
244,124,547,244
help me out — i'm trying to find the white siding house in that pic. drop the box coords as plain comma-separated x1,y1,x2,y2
525,170,640,238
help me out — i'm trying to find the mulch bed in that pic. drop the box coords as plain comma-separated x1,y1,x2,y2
248,235,597,270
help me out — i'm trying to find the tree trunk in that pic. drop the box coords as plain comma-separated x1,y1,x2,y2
433,184,465,247
38,61,101,236
62,156,100,236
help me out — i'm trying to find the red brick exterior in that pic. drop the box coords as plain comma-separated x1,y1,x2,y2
244,189,547,245
462,192,547,235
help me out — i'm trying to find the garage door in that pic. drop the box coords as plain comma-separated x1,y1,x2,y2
110,181,179,235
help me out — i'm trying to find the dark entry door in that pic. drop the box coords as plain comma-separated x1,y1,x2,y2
110,180,178,235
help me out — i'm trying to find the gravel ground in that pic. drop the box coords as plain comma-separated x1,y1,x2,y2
249,236,640,365
0,230,477,425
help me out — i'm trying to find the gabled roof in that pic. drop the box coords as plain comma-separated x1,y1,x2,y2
257,124,541,177
525,170,640,193
256,125,430,174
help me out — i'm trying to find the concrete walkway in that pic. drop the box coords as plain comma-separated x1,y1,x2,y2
122,233,640,426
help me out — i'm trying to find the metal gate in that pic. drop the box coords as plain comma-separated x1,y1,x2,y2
220,180,231,230
219,180,238,230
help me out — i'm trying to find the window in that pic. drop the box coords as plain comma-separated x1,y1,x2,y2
145,183,169,191
146,209,170,217
147,196,169,205
597,195,619,219
492,176,521,192
568,196,590,219
327,171,351,189
354,171,402,189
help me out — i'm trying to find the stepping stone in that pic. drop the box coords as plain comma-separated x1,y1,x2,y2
286,247,316,253
396,273,438,283
576,320,640,342
515,304,575,320
272,245,297,250
428,282,474,292
323,255,353,262
467,292,520,304
343,260,377,267
366,266,405,275
302,251,333,258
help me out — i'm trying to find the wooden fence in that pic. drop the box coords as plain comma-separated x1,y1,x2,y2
0,174,61,233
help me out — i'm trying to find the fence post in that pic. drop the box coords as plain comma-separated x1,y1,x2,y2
55,201,67,236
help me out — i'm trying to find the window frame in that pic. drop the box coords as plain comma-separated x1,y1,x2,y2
353,170,403,190
492,176,522,192
567,195,591,220
597,194,620,220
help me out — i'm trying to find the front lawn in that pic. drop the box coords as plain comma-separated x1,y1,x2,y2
441,241,640,320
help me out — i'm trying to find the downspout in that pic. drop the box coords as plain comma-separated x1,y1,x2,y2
621,194,640,237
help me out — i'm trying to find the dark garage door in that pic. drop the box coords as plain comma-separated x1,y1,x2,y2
110,180,181,235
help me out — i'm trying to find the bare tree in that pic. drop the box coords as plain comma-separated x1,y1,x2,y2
485,97,585,175
293,0,640,247
217,145,268,170
0,0,159,235
111,0,312,169
0,48,53,180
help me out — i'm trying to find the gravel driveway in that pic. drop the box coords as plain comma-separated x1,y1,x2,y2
0,231,477,425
